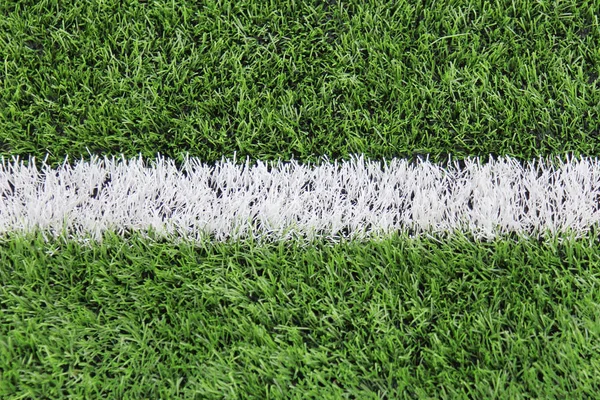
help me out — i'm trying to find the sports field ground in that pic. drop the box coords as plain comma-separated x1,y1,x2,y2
1,1,599,398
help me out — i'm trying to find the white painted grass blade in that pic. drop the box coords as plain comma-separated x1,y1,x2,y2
0,153,599,245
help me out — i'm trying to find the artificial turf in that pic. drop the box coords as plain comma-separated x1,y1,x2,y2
1,0,600,398
1,0,599,168
1,230,600,398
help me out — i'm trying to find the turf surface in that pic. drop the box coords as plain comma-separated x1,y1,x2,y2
2,231,600,398
1,0,599,168
1,0,600,398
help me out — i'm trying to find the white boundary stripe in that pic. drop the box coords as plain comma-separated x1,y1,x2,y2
1,153,599,244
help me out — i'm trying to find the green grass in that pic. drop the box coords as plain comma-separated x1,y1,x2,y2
1,0,599,169
1,230,600,398
1,0,600,398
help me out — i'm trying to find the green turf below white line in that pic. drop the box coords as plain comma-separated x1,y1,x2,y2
0,153,599,245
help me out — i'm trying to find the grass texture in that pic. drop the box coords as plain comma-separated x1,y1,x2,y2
1,0,600,398
0,0,599,168
2,231,600,398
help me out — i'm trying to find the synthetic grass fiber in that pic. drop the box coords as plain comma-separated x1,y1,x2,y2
2,231,600,398
1,153,600,244
1,0,600,398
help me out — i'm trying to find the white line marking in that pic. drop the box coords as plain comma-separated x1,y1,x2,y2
1,153,599,244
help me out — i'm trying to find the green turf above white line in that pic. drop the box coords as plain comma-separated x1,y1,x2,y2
0,153,599,244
